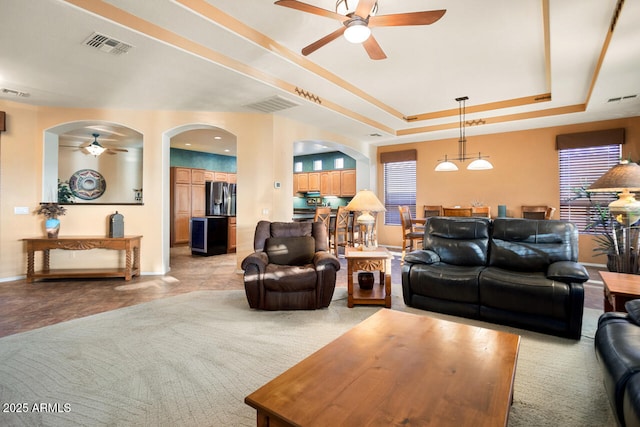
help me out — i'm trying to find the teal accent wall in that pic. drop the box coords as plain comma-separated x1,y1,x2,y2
293,151,356,172
170,148,236,172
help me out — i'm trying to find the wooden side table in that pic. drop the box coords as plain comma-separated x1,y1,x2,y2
345,246,392,308
601,271,640,312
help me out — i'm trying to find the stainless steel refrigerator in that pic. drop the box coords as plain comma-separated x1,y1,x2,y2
205,181,236,216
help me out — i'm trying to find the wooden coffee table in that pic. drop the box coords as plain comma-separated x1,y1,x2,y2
601,271,640,312
245,309,520,427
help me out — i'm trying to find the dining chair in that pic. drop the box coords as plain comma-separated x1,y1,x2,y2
423,205,443,218
471,206,490,218
333,206,352,256
398,206,424,261
442,207,473,217
522,205,554,220
314,206,332,246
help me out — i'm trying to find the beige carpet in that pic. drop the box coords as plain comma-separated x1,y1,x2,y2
0,286,614,426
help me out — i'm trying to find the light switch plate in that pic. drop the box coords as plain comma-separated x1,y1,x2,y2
14,206,29,215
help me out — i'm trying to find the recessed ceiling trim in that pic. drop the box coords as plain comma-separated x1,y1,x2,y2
397,104,586,136
404,93,552,122
584,0,625,107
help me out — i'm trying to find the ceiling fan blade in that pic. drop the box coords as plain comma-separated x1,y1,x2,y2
301,26,346,56
355,0,377,18
274,0,344,21
362,34,386,60
107,148,128,152
369,10,446,27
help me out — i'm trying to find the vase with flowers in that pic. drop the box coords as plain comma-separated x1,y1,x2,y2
35,203,67,238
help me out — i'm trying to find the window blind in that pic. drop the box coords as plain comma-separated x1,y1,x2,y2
384,161,416,225
559,144,621,231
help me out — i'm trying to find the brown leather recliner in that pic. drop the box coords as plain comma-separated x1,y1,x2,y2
241,221,341,310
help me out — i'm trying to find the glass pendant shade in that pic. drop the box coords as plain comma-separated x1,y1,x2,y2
467,157,494,170
435,157,459,172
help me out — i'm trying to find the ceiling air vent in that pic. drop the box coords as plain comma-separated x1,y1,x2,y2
244,96,300,113
83,32,133,55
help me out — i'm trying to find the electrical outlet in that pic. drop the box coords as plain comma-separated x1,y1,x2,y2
14,207,29,215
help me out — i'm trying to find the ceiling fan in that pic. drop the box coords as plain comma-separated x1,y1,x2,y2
274,0,446,60
80,133,129,156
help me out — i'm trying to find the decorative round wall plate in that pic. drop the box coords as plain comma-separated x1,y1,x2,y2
69,169,106,200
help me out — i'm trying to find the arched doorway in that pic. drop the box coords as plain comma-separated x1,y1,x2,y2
162,124,237,271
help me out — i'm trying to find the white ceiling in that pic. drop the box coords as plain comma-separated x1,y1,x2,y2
1,0,638,156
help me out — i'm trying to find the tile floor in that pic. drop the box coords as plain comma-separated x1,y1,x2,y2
0,246,606,338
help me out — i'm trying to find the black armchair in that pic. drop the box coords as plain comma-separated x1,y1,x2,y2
241,221,341,310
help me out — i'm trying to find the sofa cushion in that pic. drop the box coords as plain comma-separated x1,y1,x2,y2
423,217,490,266
265,236,315,265
479,267,570,319
626,300,640,326
408,263,483,304
490,218,578,271
263,264,317,291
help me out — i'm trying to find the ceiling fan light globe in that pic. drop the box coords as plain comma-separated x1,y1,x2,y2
344,21,371,43
86,143,106,156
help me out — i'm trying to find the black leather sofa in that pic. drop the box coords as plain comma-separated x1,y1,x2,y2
595,301,640,427
401,217,589,339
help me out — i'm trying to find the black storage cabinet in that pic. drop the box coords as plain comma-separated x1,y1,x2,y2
190,216,228,256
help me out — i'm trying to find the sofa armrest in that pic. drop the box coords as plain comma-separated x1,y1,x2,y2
241,251,268,272
313,251,341,271
546,261,589,283
404,249,440,265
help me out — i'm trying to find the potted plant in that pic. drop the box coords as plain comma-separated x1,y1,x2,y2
57,179,74,204
572,184,639,273
35,202,67,238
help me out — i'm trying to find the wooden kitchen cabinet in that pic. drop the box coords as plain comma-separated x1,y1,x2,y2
331,170,342,195
204,170,215,181
296,173,309,193
191,168,206,185
308,172,321,191
341,169,357,196
214,172,228,182
227,216,236,253
171,167,192,246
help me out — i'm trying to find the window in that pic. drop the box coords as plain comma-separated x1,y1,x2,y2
559,144,621,231
334,158,344,169
313,160,322,171
384,160,417,225
294,161,303,172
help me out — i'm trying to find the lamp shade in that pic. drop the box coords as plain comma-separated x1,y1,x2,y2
467,158,493,170
588,160,640,192
345,189,386,213
588,160,640,225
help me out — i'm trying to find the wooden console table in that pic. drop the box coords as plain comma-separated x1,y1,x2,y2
23,236,142,283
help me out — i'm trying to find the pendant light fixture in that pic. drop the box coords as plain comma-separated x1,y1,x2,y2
435,97,493,171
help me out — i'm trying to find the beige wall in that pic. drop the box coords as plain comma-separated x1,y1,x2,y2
0,100,368,281
377,116,640,265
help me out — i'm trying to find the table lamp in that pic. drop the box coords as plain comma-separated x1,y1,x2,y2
588,160,640,225
345,189,386,250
